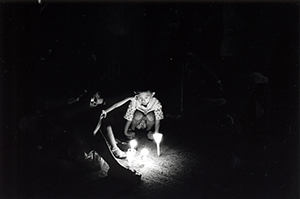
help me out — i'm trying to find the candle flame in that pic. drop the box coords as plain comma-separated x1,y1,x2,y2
141,148,149,157
129,139,138,149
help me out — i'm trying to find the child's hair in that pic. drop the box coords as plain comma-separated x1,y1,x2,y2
134,90,156,98
134,90,153,95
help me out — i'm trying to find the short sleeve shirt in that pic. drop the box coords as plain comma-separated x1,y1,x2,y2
124,97,164,121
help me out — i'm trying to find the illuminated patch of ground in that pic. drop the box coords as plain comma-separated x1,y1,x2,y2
87,134,207,198
118,136,200,183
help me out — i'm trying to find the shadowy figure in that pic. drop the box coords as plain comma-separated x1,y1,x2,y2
101,91,164,140
19,90,141,182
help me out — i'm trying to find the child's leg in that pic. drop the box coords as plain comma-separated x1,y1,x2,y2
145,112,155,131
92,132,141,180
91,132,122,169
103,125,126,159
103,126,118,149
145,112,156,140
131,110,144,130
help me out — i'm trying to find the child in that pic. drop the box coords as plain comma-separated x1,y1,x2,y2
22,90,140,181
102,91,164,140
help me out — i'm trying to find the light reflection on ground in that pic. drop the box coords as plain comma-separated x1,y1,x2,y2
83,133,205,198
108,134,202,186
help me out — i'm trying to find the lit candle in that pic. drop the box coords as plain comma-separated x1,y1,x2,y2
153,133,163,156
127,148,136,166
127,139,137,166
129,139,137,150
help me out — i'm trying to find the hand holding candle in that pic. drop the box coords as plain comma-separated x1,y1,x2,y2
153,132,163,156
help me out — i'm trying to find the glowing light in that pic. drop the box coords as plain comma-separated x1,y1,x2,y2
153,133,163,143
153,133,163,156
141,148,149,159
127,148,136,166
129,139,138,149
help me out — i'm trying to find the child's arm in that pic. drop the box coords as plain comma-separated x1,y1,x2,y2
124,120,132,135
153,100,163,133
93,114,103,136
102,97,133,116
154,119,160,133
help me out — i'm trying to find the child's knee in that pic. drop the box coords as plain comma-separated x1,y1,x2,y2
133,111,143,121
146,112,155,122
146,120,154,131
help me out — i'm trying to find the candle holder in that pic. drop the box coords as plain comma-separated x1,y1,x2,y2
153,133,163,156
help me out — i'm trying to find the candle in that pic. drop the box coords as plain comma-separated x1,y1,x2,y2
153,133,163,156
129,139,137,150
127,148,136,166
127,139,137,166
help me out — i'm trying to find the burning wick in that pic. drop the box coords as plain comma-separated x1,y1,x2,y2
153,133,163,156
140,148,149,160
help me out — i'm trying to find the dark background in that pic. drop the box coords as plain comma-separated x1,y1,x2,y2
0,1,299,198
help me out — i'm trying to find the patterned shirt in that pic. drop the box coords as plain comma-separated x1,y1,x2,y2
124,96,164,121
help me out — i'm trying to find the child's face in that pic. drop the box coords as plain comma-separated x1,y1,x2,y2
90,92,104,107
138,92,152,106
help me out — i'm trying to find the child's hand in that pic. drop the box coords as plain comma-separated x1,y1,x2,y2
100,110,107,119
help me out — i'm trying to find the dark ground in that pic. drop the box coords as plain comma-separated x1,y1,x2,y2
1,2,299,199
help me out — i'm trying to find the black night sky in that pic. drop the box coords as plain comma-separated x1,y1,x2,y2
0,1,299,199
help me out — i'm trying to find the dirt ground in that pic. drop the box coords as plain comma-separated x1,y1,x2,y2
6,113,297,199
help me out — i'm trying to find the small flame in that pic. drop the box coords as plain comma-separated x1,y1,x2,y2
129,139,138,149
141,148,149,157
